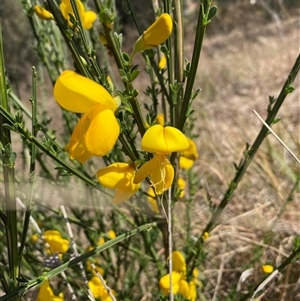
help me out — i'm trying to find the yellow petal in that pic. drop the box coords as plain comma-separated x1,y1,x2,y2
156,113,165,126
34,5,54,20
97,162,140,203
159,55,167,70
84,107,119,156
182,138,199,160
262,265,274,274
159,271,182,293
134,155,160,184
65,114,93,162
44,230,69,254
179,156,194,170
172,251,186,273
60,0,85,27
142,125,189,154
149,158,174,194
134,13,173,52
83,11,97,29
54,70,116,113
178,279,189,298
177,177,186,198
147,187,160,213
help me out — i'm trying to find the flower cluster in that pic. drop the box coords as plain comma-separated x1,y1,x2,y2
159,251,201,300
34,0,97,29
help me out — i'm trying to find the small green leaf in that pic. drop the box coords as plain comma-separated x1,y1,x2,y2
285,86,294,94
129,69,140,82
207,5,218,21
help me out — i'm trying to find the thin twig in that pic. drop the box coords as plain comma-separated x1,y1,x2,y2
253,110,300,164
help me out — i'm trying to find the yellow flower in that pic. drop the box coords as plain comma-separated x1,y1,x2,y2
31,233,39,243
147,186,160,213
44,230,69,254
202,232,209,241
34,5,54,20
156,113,165,126
97,163,140,203
262,264,274,274
134,125,188,194
134,13,173,52
98,230,116,245
179,138,199,170
60,0,97,29
159,271,183,296
37,280,64,301
159,251,200,300
159,55,167,70
54,70,120,162
88,276,116,300
172,251,186,273
177,177,186,198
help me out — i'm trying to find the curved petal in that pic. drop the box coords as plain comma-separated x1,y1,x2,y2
172,251,186,273
83,11,97,29
159,271,182,292
134,13,173,51
84,107,119,156
54,70,116,113
34,6,54,20
97,162,139,191
65,113,93,162
149,157,174,195
60,0,85,27
133,155,161,184
182,138,199,160
179,156,194,170
142,124,189,154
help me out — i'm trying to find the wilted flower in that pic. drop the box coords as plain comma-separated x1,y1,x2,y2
134,13,173,52
134,124,189,194
97,163,140,203
60,0,97,29
34,5,54,20
53,70,120,162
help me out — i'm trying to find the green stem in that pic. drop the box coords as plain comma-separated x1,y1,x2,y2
187,53,300,272
0,24,19,295
19,67,38,257
0,106,103,192
178,2,208,130
173,0,184,125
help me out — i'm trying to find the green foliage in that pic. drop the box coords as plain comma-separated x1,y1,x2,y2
0,0,299,300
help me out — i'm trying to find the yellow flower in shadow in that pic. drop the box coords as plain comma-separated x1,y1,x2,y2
179,138,199,169
60,0,97,29
44,230,69,254
37,280,64,301
34,5,54,20
54,70,120,162
134,13,173,52
134,125,189,194
97,163,140,203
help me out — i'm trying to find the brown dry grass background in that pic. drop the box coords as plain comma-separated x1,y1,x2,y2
1,0,300,300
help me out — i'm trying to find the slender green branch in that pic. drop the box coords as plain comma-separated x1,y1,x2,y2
178,2,208,130
0,106,103,192
187,53,300,272
19,67,38,257
0,24,19,295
